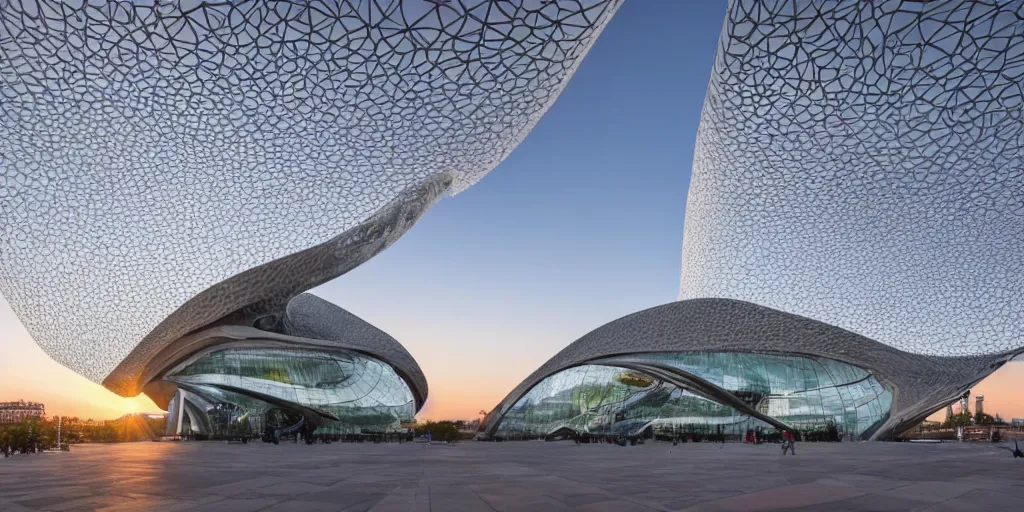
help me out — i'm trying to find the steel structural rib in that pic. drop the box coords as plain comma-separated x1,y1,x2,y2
594,357,795,434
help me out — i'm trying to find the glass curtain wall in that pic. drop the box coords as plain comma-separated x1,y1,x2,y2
494,352,891,440
165,347,416,436
620,352,892,437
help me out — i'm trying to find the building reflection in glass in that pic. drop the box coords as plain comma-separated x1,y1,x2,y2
163,347,415,437
494,352,891,440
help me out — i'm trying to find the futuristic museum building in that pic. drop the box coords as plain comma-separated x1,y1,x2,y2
0,0,622,437
483,0,1024,441
1,0,1021,442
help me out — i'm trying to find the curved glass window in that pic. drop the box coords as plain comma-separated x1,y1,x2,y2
495,352,891,440
165,347,415,435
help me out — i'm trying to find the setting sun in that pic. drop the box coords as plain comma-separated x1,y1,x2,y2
119,395,160,417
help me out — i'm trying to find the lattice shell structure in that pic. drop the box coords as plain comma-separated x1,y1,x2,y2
679,0,1024,357
481,299,1009,441
484,0,1024,443
0,0,622,390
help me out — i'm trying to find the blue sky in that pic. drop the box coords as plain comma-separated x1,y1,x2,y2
308,1,729,418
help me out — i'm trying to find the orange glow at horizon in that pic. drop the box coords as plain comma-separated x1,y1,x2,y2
0,299,162,420
415,380,508,422
5,295,1024,424
927,362,1024,422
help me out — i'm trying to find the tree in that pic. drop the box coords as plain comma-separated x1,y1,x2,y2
61,417,85,444
0,428,10,457
414,421,460,443
36,419,56,450
975,412,996,426
0,417,55,455
949,412,973,428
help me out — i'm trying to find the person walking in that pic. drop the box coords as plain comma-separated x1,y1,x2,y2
781,430,796,455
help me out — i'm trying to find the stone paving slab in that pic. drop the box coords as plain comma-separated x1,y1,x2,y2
1,441,1023,511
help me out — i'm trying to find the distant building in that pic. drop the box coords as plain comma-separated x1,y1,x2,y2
0,400,45,424
1012,418,1024,428
975,395,984,416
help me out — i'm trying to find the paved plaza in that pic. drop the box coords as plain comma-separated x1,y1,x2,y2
1,440,1022,511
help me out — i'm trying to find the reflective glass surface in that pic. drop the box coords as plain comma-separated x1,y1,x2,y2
166,347,415,435
495,352,891,440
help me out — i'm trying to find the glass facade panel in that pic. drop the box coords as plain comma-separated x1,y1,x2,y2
494,352,892,440
166,347,415,436
496,365,751,438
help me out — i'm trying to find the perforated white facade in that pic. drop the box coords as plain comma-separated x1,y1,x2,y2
680,0,1024,356
0,0,622,384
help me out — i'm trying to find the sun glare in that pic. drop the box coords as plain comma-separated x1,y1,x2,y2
122,399,138,415
120,395,161,417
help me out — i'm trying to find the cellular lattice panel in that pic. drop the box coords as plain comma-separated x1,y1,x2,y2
680,0,1024,356
0,0,620,382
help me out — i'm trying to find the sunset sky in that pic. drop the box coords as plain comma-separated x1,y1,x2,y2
1,1,1021,424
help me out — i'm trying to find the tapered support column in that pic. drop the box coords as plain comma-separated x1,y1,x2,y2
175,389,187,436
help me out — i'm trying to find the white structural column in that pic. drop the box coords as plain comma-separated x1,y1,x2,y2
175,389,187,436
